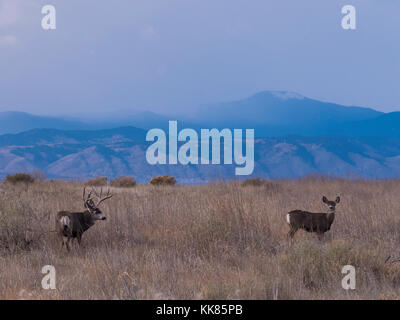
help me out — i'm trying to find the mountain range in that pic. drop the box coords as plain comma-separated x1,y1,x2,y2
1,91,399,137
0,91,399,182
0,127,399,182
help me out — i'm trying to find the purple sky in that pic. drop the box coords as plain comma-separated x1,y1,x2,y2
0,0,399,116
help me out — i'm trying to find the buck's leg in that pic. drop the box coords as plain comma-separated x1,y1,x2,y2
287,228,298,247
62,236,68,250
66,237,72,252
287,227,298,240
77,234,82,246
317,233,324,241
71,237,77,249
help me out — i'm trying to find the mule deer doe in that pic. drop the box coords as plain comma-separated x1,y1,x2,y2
286,196,340,240
56,187,113,251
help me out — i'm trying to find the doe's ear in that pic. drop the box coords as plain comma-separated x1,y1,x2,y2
336,196,341,203
322,196,328,203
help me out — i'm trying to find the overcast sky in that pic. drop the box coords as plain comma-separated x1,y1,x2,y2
0,0,399,116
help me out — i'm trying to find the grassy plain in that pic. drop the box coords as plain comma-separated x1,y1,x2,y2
0,178,399,299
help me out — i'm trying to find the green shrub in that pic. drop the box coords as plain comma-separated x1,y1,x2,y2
150,175,177,186
110,176,137,188
85,176,108,186
5,173,35,184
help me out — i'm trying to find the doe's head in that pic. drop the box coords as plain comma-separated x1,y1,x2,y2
322,196,340,211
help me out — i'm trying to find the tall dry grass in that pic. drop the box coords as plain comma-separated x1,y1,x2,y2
0,178,399,299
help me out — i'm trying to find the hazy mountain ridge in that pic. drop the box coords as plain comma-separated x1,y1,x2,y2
0,127,399,182
1,91,399,182
1,91,399,137
194,91,400,137
195,91,382,126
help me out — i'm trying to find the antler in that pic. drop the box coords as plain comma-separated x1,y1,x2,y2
91,187,113,207
82,187,93,202
82,187,95,209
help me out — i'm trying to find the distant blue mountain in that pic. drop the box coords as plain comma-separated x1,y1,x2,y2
0,110,195,134
0,127,398,182
0,111,88,134
1,92,399,182
193,91,400,137
331,112,400,137
195,91,382,126
0,91,399,138
0,126,146,146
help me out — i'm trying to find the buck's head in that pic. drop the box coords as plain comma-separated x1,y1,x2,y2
83,187,113,221
322,196,340,212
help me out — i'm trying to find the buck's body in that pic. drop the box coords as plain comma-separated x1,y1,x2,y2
286,196,340,240
56,187,112,251
56,211,96,240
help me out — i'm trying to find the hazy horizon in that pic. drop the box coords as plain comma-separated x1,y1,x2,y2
0,89,391,120
0,0,399,116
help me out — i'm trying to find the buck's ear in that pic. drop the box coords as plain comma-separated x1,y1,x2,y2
322,196,328,203
335,196,341,203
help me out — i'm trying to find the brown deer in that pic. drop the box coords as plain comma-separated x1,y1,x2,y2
286,196,340,240
56,187,113,251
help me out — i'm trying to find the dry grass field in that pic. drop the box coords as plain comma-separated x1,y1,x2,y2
0,178,399,300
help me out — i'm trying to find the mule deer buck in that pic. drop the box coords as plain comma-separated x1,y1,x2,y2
286,196,340,240
56,187,113,251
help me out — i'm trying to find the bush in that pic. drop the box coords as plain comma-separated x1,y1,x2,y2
5,173,35,184
241,178,281,194
31,170,46,182
150,175,177,186
110,176,137,188
85,176,108,186
241,177,268,187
